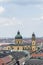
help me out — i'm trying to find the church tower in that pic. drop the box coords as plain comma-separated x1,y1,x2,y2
31,32,36,52
15,31,23,44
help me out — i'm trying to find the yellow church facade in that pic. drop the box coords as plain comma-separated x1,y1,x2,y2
3,31,37,52
5,44,31,51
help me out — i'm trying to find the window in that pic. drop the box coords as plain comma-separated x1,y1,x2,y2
33,48,34,50
23,47,24,50
32,42,35,45
18,41,19,44
17,47,19,50
11,46,14,49
8,47,10,50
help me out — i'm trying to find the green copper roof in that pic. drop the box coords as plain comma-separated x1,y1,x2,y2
15,31,22,39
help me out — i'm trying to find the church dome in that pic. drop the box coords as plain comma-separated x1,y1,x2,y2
15,31,22,39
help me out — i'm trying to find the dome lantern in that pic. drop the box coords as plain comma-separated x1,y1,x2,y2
15,31,22,39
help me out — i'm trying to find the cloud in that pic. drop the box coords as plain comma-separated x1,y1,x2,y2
0,0,43,5
31,16,43,21
0,6,5,14
0,16,43,37
35,4,43,9
13,0,43,5
0,17,23,26
0,16,42,27
40,16,43,20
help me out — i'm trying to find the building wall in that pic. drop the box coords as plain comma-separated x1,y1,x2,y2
32,40,36,52
15,39,23,44
32,41,36,46
3,45,31,51
32,46,36,52
13,46,23,51
5,46,12,50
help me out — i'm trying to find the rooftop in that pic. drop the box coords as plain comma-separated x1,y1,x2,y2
25,59,43,65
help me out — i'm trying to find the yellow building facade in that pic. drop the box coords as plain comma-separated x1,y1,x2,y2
2,31,37,52
5,44,31,51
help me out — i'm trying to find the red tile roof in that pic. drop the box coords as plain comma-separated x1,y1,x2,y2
2,56,12,64
0,55,13,65
0,59,6,65
31,53,43,57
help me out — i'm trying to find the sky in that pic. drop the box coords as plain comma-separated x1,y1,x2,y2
0,0,43,38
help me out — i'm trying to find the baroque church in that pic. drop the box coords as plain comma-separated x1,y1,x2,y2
2,31,37,52
14,31,37,52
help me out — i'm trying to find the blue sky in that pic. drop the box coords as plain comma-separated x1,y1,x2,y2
0,0,43,38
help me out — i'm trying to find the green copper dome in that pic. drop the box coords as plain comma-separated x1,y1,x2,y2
15,31,22,39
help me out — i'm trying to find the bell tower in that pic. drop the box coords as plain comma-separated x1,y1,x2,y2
31,32,36,52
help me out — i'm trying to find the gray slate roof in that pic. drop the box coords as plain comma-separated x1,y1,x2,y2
25,59,43,65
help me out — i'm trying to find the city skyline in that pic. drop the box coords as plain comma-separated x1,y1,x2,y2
0,0,43,38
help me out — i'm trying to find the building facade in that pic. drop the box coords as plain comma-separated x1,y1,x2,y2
1,31,37,52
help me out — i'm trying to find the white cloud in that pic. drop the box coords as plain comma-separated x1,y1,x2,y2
31,17,40,21
35,4,43,9
40,16,43,20
0,17,23,26
31,16,43,21
0,6,5,14
0,17,43,37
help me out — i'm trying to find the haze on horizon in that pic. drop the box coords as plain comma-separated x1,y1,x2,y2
0,0,43,38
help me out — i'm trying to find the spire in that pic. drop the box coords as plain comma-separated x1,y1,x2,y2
32,32,35,40
32,32,35,37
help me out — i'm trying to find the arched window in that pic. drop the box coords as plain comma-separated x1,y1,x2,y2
11,46,14,50
8,47,10,50
23,47,24,50
18,41,19,44
17,47,19,50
